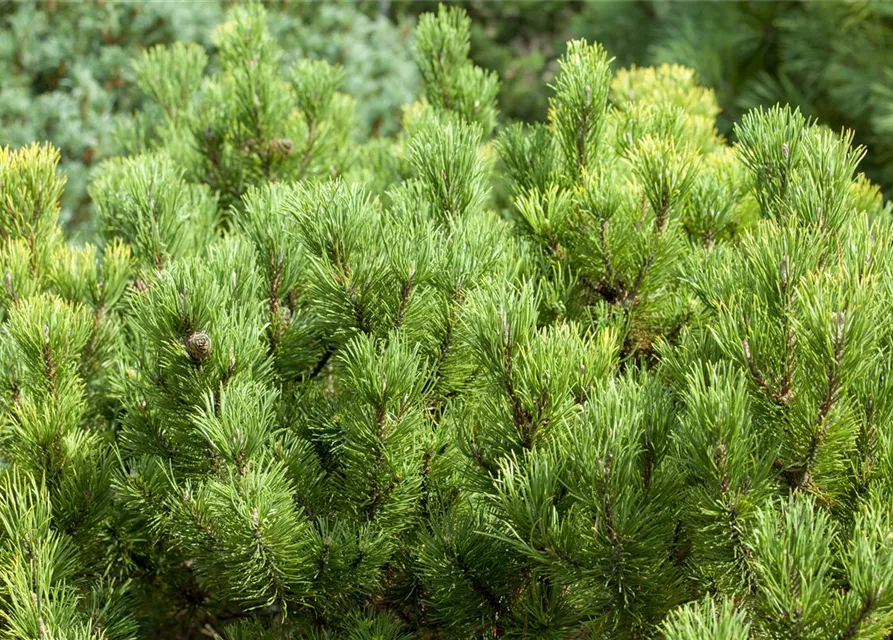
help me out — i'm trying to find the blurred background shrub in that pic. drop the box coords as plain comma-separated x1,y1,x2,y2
0,1,222,230
0,1,418,235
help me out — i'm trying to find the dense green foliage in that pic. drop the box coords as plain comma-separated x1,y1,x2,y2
0,1,416,231
584,1,893,198
2,4,893,639
5,0,893,233
458,0,893,196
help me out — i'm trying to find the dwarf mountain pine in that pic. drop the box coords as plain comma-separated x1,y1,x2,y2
1,4,892,639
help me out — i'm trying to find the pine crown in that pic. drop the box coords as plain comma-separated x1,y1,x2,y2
1,4,892,639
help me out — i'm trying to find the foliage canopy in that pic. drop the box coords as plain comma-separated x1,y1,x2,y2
1,4,893,639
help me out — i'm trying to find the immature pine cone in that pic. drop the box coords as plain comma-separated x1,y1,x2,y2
185,330,212,361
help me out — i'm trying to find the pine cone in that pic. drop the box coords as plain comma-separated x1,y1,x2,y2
270,137,294,156
185,330,212,361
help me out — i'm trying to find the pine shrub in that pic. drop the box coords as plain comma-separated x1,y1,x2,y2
1,4,893,639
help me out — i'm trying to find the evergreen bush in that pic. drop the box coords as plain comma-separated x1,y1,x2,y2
2,4,893,639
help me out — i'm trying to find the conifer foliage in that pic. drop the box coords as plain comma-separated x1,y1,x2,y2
2,4,893,639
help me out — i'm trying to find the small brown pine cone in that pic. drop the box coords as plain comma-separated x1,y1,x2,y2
270,137,294,156
185,330,212,361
